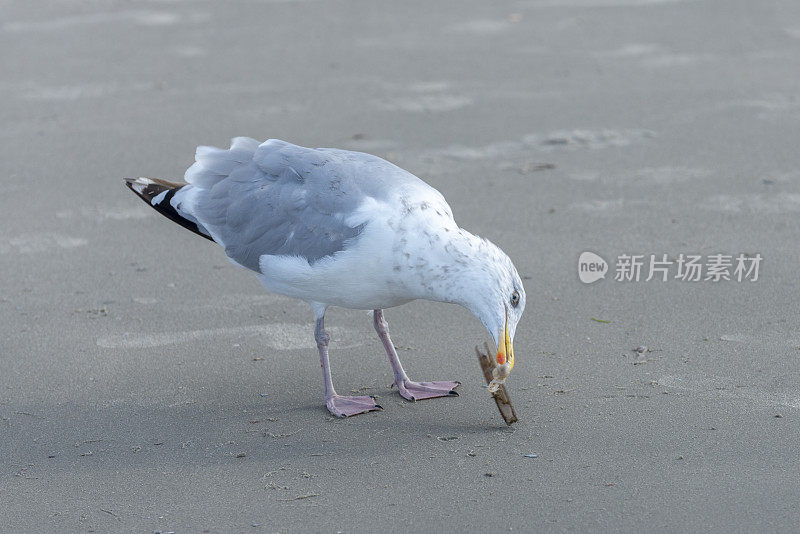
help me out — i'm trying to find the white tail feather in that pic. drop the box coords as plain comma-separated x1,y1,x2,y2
184,137,260,188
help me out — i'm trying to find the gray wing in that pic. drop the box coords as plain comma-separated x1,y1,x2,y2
181,138,424,271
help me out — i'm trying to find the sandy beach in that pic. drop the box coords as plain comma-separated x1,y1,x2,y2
2,0,799,531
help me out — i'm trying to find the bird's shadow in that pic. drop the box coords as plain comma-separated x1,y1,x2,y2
2,389,520,473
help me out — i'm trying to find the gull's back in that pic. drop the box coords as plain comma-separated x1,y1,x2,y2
173,138,443,272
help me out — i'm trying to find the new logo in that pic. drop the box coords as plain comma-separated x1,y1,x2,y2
578,251,608,284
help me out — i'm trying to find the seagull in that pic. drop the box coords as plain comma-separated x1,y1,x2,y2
125,138,525,417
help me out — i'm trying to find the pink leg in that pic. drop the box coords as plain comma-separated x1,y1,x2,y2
315,314,382,417
373,309,460,401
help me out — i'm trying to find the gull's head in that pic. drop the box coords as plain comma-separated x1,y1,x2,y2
454,237,526,376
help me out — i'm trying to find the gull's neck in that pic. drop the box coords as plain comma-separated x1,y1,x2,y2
398,223,505,316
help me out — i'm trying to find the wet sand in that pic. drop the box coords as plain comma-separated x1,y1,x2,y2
2,0,800,531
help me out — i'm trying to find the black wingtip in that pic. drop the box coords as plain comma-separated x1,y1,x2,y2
124,178,214,242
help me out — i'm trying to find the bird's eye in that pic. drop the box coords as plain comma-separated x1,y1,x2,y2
510,290,520,308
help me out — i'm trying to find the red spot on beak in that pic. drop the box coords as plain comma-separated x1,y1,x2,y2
497,352,506,366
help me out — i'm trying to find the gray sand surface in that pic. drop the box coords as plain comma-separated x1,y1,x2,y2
2,0,800,532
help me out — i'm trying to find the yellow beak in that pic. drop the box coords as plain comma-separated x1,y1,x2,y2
496,317,515,371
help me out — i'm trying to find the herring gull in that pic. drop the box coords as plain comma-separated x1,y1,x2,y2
125,138,525,417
